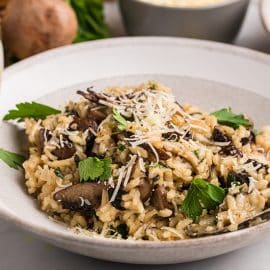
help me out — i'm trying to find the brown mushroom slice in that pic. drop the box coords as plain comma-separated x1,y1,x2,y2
87,108,106,123
212,127,230,142
54,183,106,211
219,143,243,157
155,148,171,160
39,128,52,149
138,178,153,202
52,145,76,160
69,116,98,132
52,136,76,160
151,185,171,210
140,143,171,161
77,89,103,103
89,142,100,156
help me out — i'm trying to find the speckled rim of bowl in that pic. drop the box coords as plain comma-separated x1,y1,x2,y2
131,0,248,11
1,37,270,249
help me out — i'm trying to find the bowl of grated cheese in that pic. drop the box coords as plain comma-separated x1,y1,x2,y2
119,0,250,42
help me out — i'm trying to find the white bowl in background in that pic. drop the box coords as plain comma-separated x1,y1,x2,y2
1,37,270,264
119,0,250,42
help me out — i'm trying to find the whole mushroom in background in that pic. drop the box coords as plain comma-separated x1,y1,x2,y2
2,0,78,59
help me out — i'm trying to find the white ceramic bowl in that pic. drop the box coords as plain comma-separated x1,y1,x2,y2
1,37,270,264
119,0,250,42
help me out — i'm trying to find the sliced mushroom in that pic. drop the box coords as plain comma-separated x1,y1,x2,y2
77,88,103,103
87,108,106,123
108,187,125,210
52,145,76,160
39,128,52,149
65,109,79,117
74,154,81,166
69,116,98,132
219,143,243,157
212,127,230,142
245,159,268,172
227,171,250,187
54,182,106,211
140,143,170,161
162,131,181,141
85,134,96,157
241,130,256,146
151,185,171,210
155,148,171,160
52,136,76,160
85,141,100,157
139,177,153,202
112,131,133,143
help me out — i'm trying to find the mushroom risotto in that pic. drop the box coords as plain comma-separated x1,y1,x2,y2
10,82,270,240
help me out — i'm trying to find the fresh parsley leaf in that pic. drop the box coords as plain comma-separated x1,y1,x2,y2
100,158,112,181
0,148,25,170
67,0,110,43
54,168,64,179
118,144,126,152
3,102,61,121
182,178,226,221
79,157,112,182
116,223,129,239
211,108,251,129
113,108,127,131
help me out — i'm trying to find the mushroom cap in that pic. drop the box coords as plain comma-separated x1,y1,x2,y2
54,182,106,211
2,0,78,59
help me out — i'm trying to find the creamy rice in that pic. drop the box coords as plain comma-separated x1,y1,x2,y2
22,82,270,241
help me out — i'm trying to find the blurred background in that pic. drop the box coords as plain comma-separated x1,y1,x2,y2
0,0,269,67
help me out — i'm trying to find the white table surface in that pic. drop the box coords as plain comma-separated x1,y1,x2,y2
1,1,270,269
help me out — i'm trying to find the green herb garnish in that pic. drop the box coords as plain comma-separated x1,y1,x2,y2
148,81,158,90
79,157,112,182
0,148,25,169
118,144,126,152
182,178,226,221
113,108,127,131
147,162,170,169
3,102,61,121
194,149,200,159
67,0,110,43
54,168,64,179
116,223,128,239
211,108,251,129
